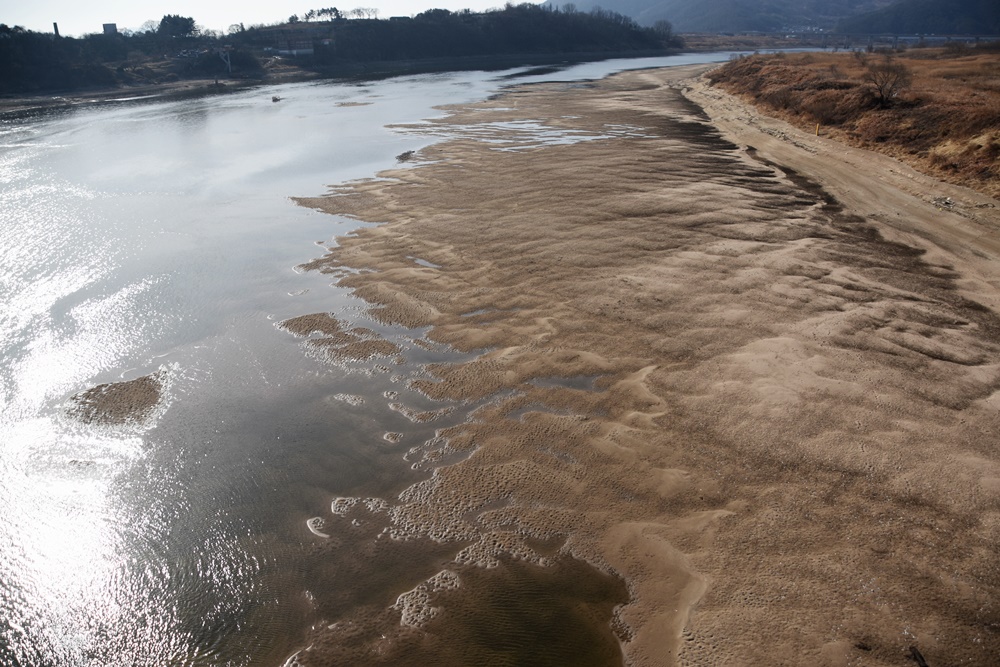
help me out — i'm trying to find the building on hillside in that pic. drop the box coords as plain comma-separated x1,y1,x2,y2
273,40,315,56
256,23,335,56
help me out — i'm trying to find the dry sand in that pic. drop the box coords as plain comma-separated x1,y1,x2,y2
287,64,1000,666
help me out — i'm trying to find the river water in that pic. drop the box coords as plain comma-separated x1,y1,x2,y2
0,52,745,666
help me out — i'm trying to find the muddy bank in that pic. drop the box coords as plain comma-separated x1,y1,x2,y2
288,64,1000,666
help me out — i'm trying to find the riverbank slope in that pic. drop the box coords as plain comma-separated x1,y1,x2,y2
705,49,1000,198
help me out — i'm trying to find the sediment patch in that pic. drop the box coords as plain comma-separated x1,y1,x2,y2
280,313,403,362
69,371,165,425
286,64,1000,666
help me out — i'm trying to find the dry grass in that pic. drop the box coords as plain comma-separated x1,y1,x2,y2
708,48,1000,197
682,33,826,52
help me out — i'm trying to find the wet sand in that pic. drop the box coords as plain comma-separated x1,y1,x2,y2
69,372,165,424
288,64,1000,666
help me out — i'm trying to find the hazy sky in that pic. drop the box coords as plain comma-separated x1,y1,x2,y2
4,1,542,37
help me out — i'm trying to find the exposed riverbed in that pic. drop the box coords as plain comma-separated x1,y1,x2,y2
288,65,1000,667
1,53,747,666
6,50,998,667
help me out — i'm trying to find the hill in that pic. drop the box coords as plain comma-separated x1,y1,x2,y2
545,1,896,33
837,0,1000,34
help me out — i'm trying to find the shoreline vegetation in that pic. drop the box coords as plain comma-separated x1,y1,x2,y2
0,49,672,115
707,45,1000,198
283,61,1000,665
0,4,684,113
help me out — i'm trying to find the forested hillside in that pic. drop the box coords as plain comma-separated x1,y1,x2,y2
316,5,679,64
545,0,896,32
0,5,681,95
838,0,1000,34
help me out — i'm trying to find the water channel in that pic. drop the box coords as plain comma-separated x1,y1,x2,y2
1,52,748,666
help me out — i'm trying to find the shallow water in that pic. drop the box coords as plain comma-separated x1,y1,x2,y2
0,52,751,665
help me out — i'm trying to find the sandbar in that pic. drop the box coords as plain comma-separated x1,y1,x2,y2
288,63,1000,666
69,371,165,425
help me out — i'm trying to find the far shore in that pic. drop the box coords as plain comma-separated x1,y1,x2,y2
0,72,309,116
0,38,815,116
0,49,677,115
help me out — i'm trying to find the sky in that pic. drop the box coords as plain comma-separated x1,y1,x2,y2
3,1,543,37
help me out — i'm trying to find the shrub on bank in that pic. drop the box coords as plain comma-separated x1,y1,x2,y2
707,49,1000,197
710,55,880,123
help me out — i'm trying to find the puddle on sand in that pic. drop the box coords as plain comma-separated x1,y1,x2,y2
458,307,522,322
527,374,603,391
460,308,496,318
406,256,442,269
506,401,582,422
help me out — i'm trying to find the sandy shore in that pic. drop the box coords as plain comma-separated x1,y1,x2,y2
289,64,1000,666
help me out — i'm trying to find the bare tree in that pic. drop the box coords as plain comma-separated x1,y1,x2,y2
348,7,378,19
653,19,676,45
865,56,912,106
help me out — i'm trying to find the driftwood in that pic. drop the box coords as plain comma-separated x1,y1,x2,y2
909,646,929,667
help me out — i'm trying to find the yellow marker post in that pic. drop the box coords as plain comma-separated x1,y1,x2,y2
815,123,820,136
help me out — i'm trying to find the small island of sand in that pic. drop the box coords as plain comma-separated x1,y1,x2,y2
69,372,165,425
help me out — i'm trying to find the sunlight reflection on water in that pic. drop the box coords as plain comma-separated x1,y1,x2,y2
0,52,747,665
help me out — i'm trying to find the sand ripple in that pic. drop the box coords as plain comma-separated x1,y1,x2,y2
285,64,1000,666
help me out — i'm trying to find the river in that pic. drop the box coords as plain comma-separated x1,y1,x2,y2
1,52,747,666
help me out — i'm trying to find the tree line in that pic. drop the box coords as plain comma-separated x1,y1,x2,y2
0,4,683,95
289,7,378,23
313,4,681,64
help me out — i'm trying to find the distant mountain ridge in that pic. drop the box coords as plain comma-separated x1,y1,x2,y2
838,0,1000,34
543,0,999,34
